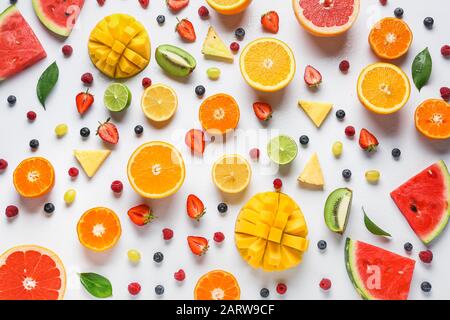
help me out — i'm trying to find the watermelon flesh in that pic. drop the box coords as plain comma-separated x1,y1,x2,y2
0,6,46,81
32,0,84,37
391,161,450,244
345,238,415,300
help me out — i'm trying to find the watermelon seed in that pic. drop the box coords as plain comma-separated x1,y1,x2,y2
410,204,417,213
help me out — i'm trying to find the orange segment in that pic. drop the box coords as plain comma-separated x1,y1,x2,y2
77,207,122,252
415,99,450,139
199,94,240,134
194,270,240,300
127,141,185,199
13,157,55,198
369,17,412,60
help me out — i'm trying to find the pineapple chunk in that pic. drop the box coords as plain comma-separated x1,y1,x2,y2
201,26,234,62
298,100,333,128
298,153,325,187
74,150,111,178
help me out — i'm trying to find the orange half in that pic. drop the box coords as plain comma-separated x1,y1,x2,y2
415,99,450,139
194,270,240,300
369,17,413,59
199,94,240,134
13,157,55,198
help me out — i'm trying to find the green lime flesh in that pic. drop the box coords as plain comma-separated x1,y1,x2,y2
267,135,298,165
104,83,131,112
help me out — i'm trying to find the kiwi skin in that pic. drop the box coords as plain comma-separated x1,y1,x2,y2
324,188,353,234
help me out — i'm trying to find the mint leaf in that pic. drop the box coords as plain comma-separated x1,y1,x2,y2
363,207,391,237
79,272,112,298
412,47,432,91
37,61,59,109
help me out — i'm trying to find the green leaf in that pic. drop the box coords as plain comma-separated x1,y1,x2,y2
411,47,432,91
36,62,59,109
79,272,113,298
363,207,391,237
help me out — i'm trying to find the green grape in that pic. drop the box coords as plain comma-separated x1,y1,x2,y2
55,124,68,137
206,67,221,80
127,249,141,263
365,170,380,183
64,189,76,204
332,141,343,157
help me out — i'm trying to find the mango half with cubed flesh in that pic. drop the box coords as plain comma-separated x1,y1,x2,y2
88,14,150,79
235,192,309,272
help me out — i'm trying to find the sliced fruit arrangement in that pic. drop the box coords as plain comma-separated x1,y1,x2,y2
156,44,196,77
298,153,324,187
104,83,132,112
212,154,251,194
127,141,186,199
194,270,240,300
324,188,353,234
293,0,360,37
345,238,415,300
88,14,150,78
77,207,122,252
206,0,252,15
357,63,410,114
141,84,178,122
0,245,66,300
267,135,298,165
414,99,450,139
235,192,309,271
0,5,47,81
369,17,413,60
199,93,240,134
13,157,55,198
390,160,450,244
298,100,332,128
240,38,295,92
73,149,111,178
202,26,234,62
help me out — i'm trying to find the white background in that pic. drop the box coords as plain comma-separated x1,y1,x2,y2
0,0,449,300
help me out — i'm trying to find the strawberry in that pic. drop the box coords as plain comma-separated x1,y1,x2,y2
185,129,205,154
253,102,273,121
261,11,279,33
187,236,209,256
139,0,149,9
167,0,189,12
97,0,106,6
186,194,205,221
97,118,119,144
128,204,153,226
76,90,94,115
359,128,379,152
304,65,322,87
176,18,196,42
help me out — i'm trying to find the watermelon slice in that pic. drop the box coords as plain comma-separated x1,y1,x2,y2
0,5,47,81
345,238,415,300
32,0,84,37
391,161,450,244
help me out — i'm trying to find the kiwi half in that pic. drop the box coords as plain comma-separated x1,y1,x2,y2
324,188,353,234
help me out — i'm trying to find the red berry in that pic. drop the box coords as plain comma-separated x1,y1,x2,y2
68,167,79,178
81,72,93,85
174,269,186,281
111,180,123,193
162,228,174,240
139,0,149,9
198,6,209,18
97,0,106,6
27,111,37,121
345,126,356,137
273,178,282,190
319,278,332,290
441,45,450,57
276,283,287,295
339,60,350,72
142,77,152,88
62,45,73,57
128,282,141,295
230,42,240,52
419,250,433,263
379,0,387,5
440,87,450,101
0,159,8,170
213,232,225,243
5,205,19,218
249,148,260,160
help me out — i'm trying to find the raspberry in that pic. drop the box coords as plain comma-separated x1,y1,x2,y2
5,205,19,218
111,180,123,193
230,42,240,52
81,73,93,85
198,6,209,18
441,45,450,57
142,77,152,88
62,45,73,57
97,0,106,6
162,228,174,240
440,87,450,101
139,0,149,9
319,278,332,290
419,250,433,263
68,167,79,178
0,159,8,170
339,60,350,72
276,283,287,295
249,148,260,160
213,232,225,243
174,269,186,281
27,111,37,121
379,0,387,5
345,126,356,137
128,282,141,295
273,178,282,190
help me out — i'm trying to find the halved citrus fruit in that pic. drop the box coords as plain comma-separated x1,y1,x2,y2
212,154,251,194
205,0,252,15
369,17,413,60
13,157,55,198
77,207,122,252
267,135,298,165
194,270,240,300
199,93,240,134
415,99,450,139
0,245,66,300
127,141,186,199
240,38,295,92
293,0,360,37
141,84,178,122
357,63,410,114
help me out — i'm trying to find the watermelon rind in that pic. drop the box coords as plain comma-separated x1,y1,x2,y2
32,0,82,37
344,238,371,300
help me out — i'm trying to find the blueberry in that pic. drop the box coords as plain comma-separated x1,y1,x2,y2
195,85,206,97
153,252,164,263
299,135,309,146
317,240,327,250
342,169,352,180
155,285,165,295
392,148,401,158
235,27,245,40
80,127,90,138
404,242,413,252
421,281,432,293
134,125,144,135
44,203,55,214
10,0,18,5
7,95,16,105
260,288,270,298
218,203,228,213
394,7,404,18
336,109,346,120
157,15,165,25
29,139,39,150
423,17,434,29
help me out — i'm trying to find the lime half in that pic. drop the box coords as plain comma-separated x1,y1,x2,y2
104,83,132,112
267,135,298,165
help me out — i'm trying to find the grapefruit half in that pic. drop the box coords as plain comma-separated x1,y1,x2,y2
293,0,360,37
